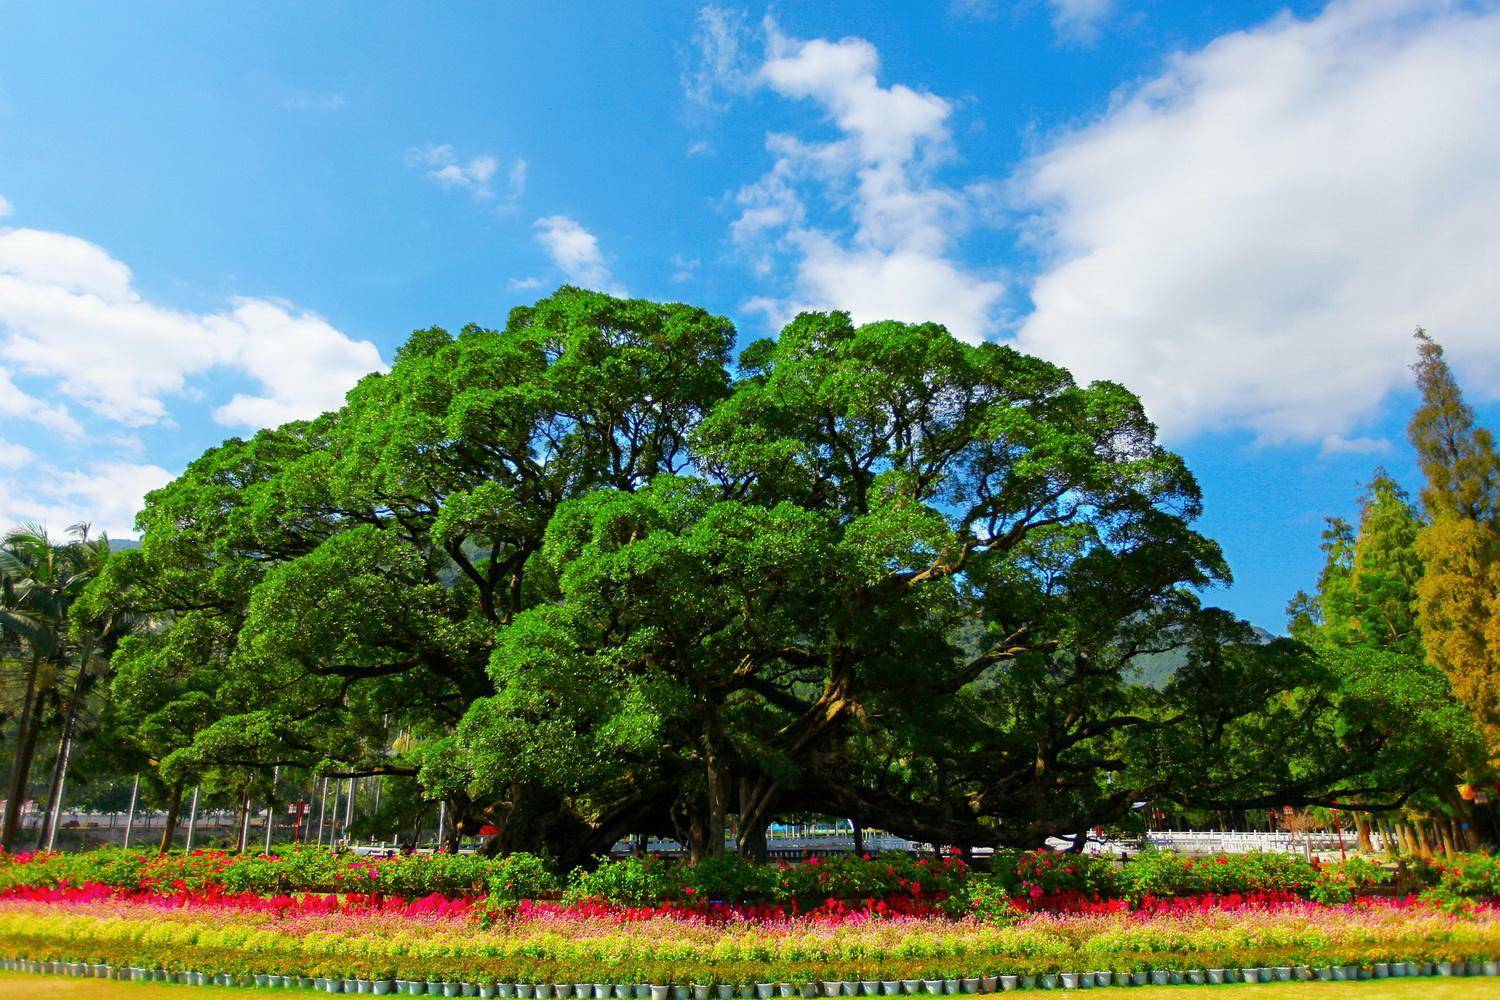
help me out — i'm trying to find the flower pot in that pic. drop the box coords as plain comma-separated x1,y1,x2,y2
1341,966,1360,981
1127,973,1146,987
1372,965,1389,979
1018,978,1036,991
1468,962,1484,977
862,984,880,997
719,989,735,1000
376,983,395,996
538,986,556,999
943,982,960,995
1293,968,1313,982
695,986,714,1000
466,986,482,998
428,983,445,996
1091,973,1110,988
961,980,980,994
1206,971,1224,985
1040,975,1059,990
835,984,856,997
1314,968,1336,982
923,982,943,995
520,987,538,999
653,987,672,1000
797,987,816,1000
446,985,465,998
592,986,609,999
901,984,920,996
1437,963,1457,977
757,985,777,999
981,978,999,994
1167,972,1184,986
360,980,375,993
1240,969,1261,984
1185,970,1204,986
880,984,901,996
1059,974,1079,989
1486,962,1500,977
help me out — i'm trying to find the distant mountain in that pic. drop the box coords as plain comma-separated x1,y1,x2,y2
105,538,141,552
1127,625,1277,689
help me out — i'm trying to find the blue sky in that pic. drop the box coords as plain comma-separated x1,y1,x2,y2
1,0,1498,632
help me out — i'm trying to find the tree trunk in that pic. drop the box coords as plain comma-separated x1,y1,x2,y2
736,778,772,860
851,818,865,858
1,657,44,853
1440,819,1457,856
157,783,184,853
37,663,89,851
703,725,728,858
233,792,250,852
1355,815,1373,853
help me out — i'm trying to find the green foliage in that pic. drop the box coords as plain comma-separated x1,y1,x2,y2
92,288,1467,860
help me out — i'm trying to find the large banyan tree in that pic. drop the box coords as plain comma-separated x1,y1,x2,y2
92,288,1477,865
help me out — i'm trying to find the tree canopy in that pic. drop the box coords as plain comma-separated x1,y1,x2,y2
86,289,1471,862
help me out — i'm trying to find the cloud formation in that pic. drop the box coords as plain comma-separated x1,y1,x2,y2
532,216,626,296
1015,0,1500,443
722,18,1004,340
0,226,383,428
409,144,527,208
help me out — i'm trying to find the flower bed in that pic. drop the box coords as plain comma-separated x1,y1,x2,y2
0,896,1497,988
4,847,1493,916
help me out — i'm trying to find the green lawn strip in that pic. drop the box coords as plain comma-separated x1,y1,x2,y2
0,975,1496,1000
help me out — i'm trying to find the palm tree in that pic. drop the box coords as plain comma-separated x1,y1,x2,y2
0,523,114,852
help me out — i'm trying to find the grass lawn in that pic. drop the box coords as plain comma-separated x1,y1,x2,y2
1,975,1496,1000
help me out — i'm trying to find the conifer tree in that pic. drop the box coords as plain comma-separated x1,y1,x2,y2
1407,329,1500,747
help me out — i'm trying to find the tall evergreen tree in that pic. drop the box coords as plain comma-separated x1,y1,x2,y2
1407,329,1500,748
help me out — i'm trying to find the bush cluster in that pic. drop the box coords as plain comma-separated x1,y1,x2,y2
2,845,1493,913
0,847,557,903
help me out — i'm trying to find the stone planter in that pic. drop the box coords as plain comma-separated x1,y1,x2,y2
998,976,1019,992
922,981,943,994
1039,974,1059,990
1240,969,1262,984
961,979,981,993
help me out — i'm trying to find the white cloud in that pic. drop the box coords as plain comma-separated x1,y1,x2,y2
508,276,544,292
1320,434,1392,457
0,366,82,438
0,195,11,219
1048,0,1114,44
408,145,526,207
532,216,626,295
682,6,758,115
0,225,383,428
281,93,347,111
0,459,174,537
0,439,32,470
210,298,386,427
725,19,1004,340
1015,0,1500,443
948,0,1114,43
